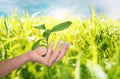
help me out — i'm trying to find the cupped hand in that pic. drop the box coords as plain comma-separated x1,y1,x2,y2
28,41,70,66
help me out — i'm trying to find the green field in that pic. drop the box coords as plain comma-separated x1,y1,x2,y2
0,10,120,79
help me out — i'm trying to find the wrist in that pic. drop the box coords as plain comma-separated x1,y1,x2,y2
22,51,32,63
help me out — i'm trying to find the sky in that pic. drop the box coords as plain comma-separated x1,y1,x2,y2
0,0,120,19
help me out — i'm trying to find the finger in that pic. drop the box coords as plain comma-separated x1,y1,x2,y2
55,42,70,62
45,42,54,61
48,41,62,65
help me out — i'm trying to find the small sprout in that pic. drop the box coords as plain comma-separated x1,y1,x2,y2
33,21,72,49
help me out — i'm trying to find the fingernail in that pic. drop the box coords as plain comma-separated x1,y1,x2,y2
65,42,70,46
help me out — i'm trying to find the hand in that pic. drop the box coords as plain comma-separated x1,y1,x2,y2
0,41,70,77
27,41,70,66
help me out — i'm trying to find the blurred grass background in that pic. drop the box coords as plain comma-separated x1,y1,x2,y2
0,9,120,79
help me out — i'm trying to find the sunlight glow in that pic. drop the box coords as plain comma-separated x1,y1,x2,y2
51,9,69,19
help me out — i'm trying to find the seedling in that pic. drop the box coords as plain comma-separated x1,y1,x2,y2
32,21,72,50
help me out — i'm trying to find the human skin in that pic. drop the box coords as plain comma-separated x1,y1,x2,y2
0,41,70,77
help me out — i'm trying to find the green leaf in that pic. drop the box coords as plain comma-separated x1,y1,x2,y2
4,20,8,33
51,21,72,32
32,39,43,50
43,29,51,44
34,24,46,30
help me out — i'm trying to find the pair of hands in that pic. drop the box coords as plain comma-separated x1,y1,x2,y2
28,41,70,66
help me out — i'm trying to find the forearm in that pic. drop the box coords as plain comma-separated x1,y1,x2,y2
0,52,30,77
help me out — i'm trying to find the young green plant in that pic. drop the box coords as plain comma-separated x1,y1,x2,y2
32,21,72,49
